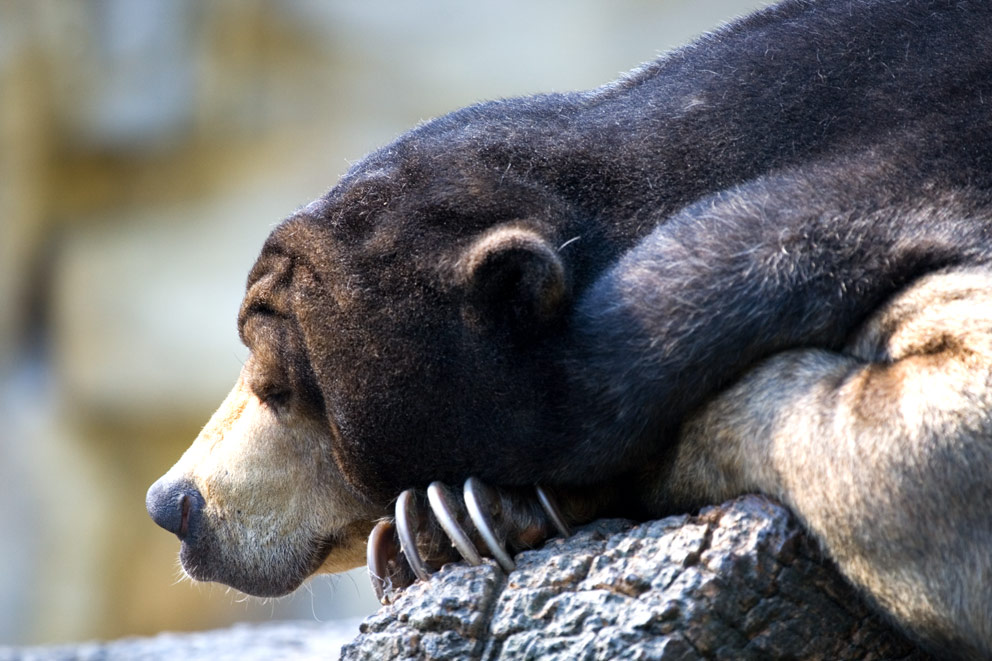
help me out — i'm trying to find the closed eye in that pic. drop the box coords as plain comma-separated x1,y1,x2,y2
256,385,291,411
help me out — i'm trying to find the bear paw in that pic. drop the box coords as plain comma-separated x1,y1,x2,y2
366,477,571,604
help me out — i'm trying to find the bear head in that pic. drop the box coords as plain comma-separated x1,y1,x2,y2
145,109,620,596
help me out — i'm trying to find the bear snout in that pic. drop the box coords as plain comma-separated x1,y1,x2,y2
146,477,204,543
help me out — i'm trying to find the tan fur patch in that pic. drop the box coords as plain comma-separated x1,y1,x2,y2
158,361,383,588
665,268,992,651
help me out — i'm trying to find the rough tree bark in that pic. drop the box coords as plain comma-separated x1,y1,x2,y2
341,495,931,661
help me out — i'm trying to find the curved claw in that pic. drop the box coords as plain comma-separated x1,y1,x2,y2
463,477,515,573
370,478,576,600
366,520,393,603
366,519,415,605
536,485,571,538
427,481,483,566
395,489,432,581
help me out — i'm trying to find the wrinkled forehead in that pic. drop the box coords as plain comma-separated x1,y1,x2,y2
237,215,336,339
238,148,572,318
236,211,435,344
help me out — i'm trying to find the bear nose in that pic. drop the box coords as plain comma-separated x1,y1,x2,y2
146,477,204,541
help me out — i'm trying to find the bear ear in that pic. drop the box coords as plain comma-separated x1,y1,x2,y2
458,224,568,337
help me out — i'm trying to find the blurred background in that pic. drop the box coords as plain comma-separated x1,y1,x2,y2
0,0,767,648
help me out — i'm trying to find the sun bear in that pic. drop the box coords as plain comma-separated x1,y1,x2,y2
147,0,992,657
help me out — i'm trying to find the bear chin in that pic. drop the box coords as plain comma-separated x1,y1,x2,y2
177,528,338,598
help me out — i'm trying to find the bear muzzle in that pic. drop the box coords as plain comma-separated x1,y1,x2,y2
145,368,384,597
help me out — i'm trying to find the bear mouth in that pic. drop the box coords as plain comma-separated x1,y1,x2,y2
179,528,341,598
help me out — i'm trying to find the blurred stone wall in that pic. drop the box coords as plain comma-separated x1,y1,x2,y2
0,0,767,647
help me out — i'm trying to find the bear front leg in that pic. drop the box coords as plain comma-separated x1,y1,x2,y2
560,170,987,482
654,267,992,659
